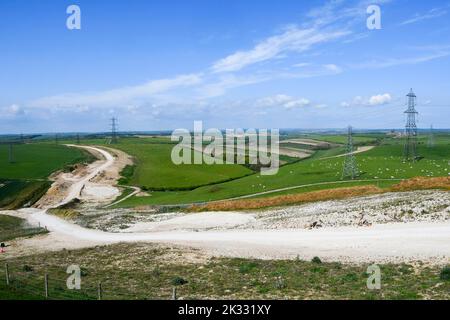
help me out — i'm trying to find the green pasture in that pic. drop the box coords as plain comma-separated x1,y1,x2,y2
116,134,450,207
0,143,91,180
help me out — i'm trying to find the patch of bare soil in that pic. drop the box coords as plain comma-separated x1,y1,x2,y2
90,146,133,185
241,190,450,230
34,146,132,209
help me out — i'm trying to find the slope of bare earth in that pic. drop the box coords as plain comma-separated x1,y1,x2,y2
34,145,132,209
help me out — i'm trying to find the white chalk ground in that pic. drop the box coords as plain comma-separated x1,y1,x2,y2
124,212,256,232
1,145,449,265
4,208,450,264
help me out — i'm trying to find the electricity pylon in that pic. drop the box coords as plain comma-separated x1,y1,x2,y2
342,126,358,180
427,125,435,148
403,89,419,161
111,117,118,144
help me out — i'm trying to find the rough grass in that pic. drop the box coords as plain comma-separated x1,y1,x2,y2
391,177,450,191
189,185,383,211
0,243,448,300
47,208,82,220
0,180,51,210
188,176,450,211
0,215,48,242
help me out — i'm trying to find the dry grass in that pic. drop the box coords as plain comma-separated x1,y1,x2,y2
190,185,383,212
390,176,450,192
189,176,450,212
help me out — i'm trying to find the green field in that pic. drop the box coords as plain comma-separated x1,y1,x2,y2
112,139,253,190
2,133,449,209
114,134,450,207
0,143,92,180
0,143,94,209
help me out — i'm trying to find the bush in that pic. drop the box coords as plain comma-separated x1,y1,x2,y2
22,265,34,272
440,266,450,281
311,256,322,264
171,276,188,286
239,262,258,274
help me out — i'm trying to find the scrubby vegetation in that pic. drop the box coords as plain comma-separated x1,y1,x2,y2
0,215,48,242
0,243,448,300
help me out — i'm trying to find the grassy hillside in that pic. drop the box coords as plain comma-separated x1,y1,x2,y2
0,143,92,180
0,215,48,242
0,143,94,209
114,140,253,190
116,135,450,206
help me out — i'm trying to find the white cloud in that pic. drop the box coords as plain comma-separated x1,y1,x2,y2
211,26,350,73
0,104,25,118
256,94,311,109
352,51,450,69
400,7,448,26
30,74,203,109
341,93,392,107
198,74,269,98
368,93,391,106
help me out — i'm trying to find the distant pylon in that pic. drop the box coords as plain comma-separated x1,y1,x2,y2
111,117,118,144
427,125,435,148
55,133,59,144
76,134,81,144
342,126,358,180
403,89,419,161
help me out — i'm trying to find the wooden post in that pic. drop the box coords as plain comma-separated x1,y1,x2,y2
44,274,49,299
172,287,177,300
5,263,10,286
97,282,103,300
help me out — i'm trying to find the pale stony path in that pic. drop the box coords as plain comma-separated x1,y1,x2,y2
11,208,450,264
1,145,449,264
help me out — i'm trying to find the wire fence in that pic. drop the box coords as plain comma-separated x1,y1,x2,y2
0,263,177,300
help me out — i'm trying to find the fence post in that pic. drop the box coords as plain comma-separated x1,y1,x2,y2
172,287,177,300
44,274,49,299
5,263,10,286
97,282,103,300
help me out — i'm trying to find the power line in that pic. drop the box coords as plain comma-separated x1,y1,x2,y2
427,124,435,148
403,89,419,162
110,117,118,144
342,125,358,180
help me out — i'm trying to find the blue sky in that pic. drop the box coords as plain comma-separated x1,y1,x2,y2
0,0,449,133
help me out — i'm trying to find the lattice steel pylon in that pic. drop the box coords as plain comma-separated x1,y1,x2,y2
111,117,118,144
427,125,435,148
342,126,358,180
403,89,419,161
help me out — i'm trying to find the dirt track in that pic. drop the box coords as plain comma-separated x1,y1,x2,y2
1,145,449,264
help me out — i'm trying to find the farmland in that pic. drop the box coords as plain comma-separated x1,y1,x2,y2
0,143,94,209
1,133,449,209
111,134,450,207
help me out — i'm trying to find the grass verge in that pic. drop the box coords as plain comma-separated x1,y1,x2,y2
0,243,448,300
